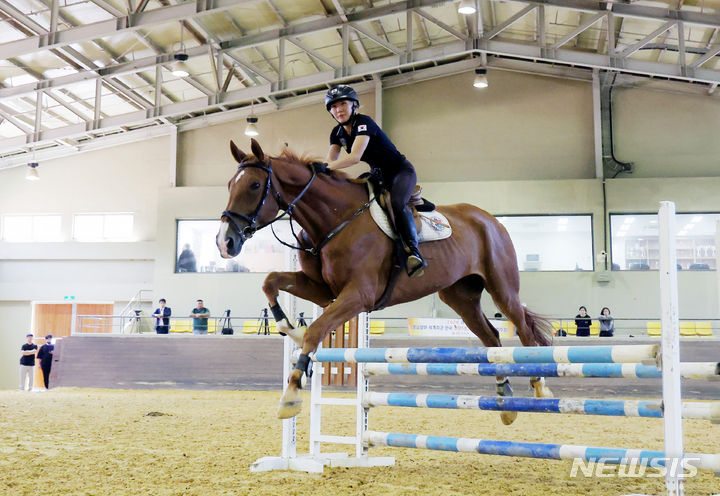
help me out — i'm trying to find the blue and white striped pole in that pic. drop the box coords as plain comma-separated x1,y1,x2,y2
363,392,720,421
363,431,720,472
315,345,659,365
362,362,720,380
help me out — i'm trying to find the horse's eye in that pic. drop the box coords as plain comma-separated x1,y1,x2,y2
250,182,261,190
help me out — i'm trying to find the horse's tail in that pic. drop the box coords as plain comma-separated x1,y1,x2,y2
523,308,553,346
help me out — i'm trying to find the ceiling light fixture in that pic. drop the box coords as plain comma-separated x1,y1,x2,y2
172,53,190,78
172,21,190,78
473,68,488,88
458,0,476,15
245,101,259,137
26,162,39,181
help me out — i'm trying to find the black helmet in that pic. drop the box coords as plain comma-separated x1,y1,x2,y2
325,84,359,111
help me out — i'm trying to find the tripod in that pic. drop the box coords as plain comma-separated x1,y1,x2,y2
258,308,270,335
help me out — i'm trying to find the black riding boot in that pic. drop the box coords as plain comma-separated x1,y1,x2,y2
397,206,427,278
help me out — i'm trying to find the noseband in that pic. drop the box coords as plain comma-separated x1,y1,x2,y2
221,158,317,246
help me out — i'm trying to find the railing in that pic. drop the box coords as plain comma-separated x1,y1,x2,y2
117,289,153,334
73,314,720,337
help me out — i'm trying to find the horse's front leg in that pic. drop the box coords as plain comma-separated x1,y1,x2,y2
277,287,369,419
262,271,334,346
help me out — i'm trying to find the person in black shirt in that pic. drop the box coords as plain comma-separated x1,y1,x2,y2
19,333,37,391
317,84,427,278
37,334,54,389
575,306,592,337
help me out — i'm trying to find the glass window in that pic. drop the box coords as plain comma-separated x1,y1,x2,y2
176,219,300,273
2,214,62,242
73,213,134,241
495,215,594,271
610,213,719,270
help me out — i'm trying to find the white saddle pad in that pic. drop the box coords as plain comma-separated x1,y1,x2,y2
367,183,452,243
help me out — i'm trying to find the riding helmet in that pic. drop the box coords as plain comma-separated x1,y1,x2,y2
325,84,359,111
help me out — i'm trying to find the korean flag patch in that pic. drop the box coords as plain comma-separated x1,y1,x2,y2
357,124,367,132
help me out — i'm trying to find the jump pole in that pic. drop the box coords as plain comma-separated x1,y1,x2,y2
659,200,684,496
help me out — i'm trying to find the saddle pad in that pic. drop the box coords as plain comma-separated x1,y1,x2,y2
367,183,452,243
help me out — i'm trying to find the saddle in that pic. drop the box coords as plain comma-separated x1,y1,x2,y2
367,182,452,243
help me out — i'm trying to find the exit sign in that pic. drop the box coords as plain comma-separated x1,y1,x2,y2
64,296,75,300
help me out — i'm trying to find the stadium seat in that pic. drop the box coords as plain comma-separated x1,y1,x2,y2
242,320,260,333
268,320,279,333
563,321,577,336
589,321,600,336
695,321,713,337
679,321,696,336
171,319,193,333
369,320,386,334
551,321,563,336
646,321,661,337
207,320,217,334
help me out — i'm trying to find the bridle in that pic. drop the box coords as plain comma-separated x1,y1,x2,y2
221,156,377,257
221,158,318,249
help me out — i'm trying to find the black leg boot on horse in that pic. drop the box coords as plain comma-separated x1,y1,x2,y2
397,205,427,278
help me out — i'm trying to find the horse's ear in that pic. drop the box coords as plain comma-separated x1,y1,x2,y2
230,140,246,164
250,138,265,162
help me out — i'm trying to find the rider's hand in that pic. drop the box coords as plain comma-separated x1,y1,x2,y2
310,161,331,174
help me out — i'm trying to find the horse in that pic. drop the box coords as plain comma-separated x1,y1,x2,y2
216,139,553,423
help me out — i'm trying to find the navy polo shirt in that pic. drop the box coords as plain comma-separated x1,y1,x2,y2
330,114,406,177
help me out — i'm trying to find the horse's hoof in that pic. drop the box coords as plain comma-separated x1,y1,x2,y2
500,411,518,425
531,380,553,398
277,389,302,419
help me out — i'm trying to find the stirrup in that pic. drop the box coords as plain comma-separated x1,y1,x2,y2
406,253,427,278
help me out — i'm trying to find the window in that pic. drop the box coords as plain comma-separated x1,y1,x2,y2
610,213,719,270
73,213,134,241
176,219,299,273
1,214,62,242
496,215,594,271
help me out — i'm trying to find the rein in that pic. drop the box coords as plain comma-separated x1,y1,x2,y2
222,158,376,257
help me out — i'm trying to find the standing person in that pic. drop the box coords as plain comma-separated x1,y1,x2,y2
317,84,427,278
19,333,37,391
189,300,210,335
177,244,197,272
598,307,615,337
36,335,54,389
575,306,592,337
152,298,172,334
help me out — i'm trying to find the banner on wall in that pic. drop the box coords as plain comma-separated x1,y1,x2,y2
407,318,515,338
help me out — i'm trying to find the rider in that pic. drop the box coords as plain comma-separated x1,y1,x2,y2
318,84,427,278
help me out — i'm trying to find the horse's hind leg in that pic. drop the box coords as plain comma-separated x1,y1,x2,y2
438,276,517,425
487,285,553,398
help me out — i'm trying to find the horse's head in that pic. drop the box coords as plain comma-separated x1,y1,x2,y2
216,139,280,258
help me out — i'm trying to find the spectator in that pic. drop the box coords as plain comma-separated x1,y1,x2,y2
189,300,211,335
19,333,37,391
177,244,197,272
598,307,615,337
152,298,172,334
575,306,591,337
37,334,54,389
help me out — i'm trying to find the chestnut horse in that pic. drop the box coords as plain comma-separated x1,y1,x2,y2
217,139,553,422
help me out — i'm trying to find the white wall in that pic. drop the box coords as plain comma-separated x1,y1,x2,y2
3,69,720,389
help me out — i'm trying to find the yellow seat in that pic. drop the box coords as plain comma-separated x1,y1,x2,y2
242,320,260,333
696,321,713,337
171,319,193,333
551,321,563,336
590,321,600,336
369,320,386,334
563,321,577,336
207,320,218,334
679,321,696,336
268,320,279,334
647,321,661,337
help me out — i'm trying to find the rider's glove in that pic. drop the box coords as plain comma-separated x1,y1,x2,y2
310,161,331,174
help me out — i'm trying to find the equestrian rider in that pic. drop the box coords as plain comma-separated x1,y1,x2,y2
317,84,427,278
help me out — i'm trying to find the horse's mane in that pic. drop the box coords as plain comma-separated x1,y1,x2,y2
276,147,352,181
